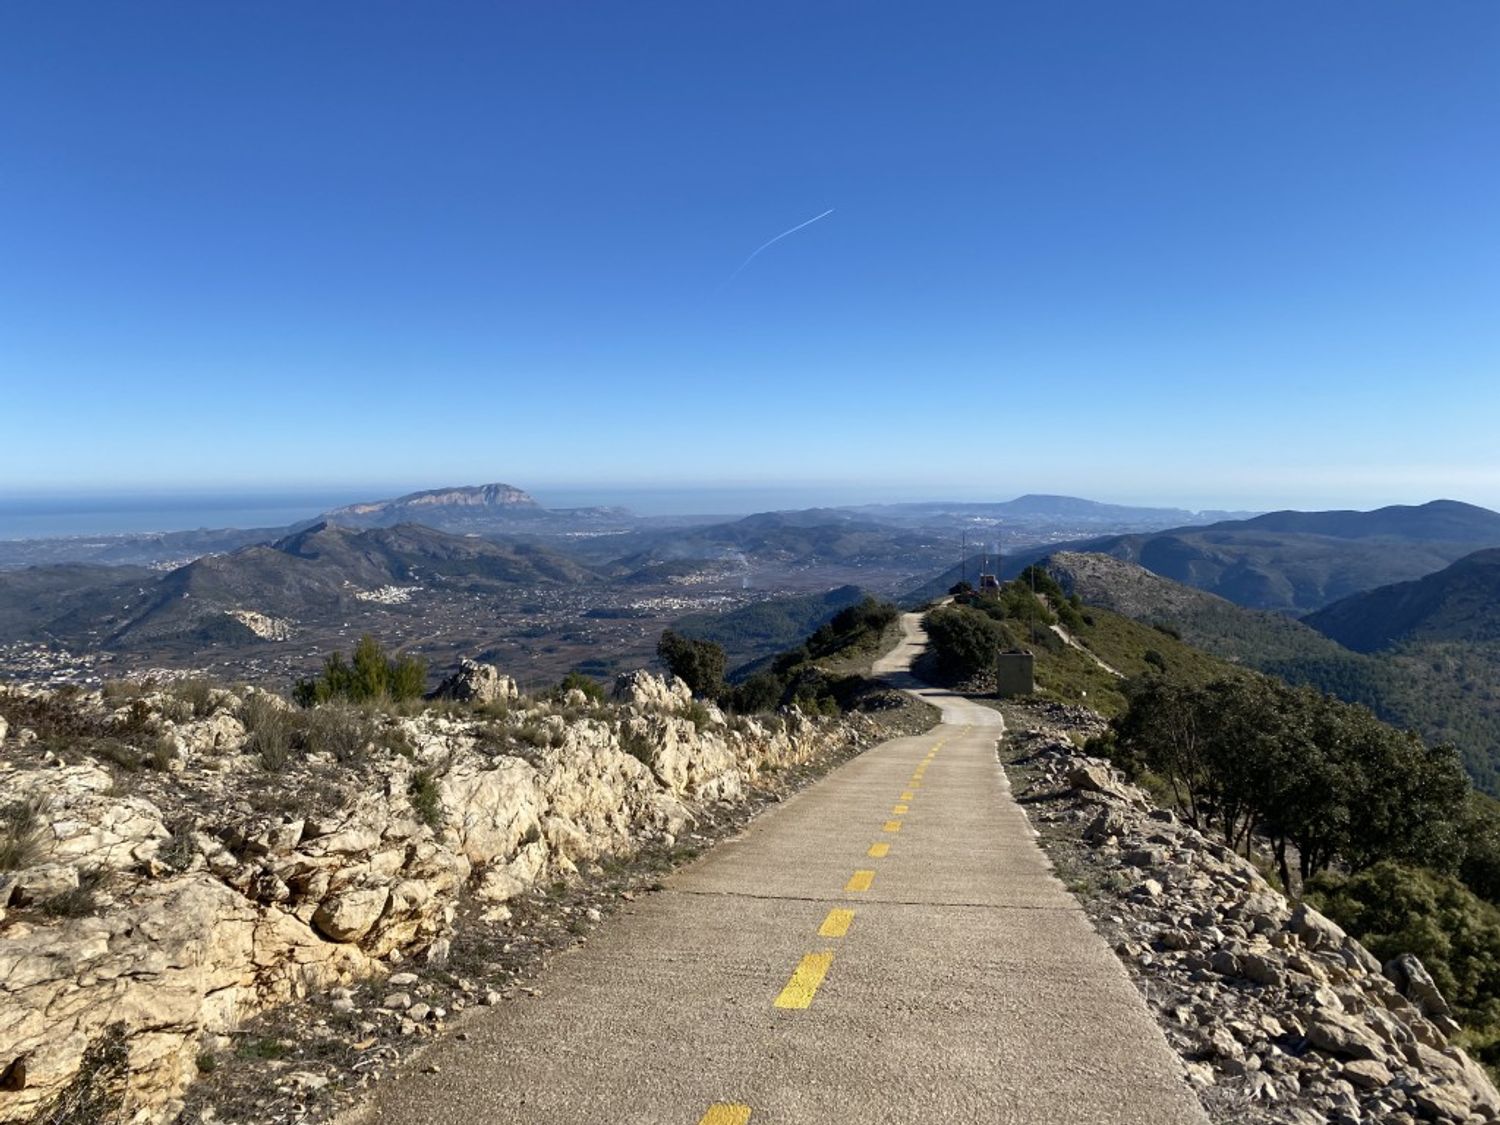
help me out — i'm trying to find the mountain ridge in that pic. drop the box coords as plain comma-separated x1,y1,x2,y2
1303,548,1500,652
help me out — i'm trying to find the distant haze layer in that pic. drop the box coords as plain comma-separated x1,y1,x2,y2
0,492,375,539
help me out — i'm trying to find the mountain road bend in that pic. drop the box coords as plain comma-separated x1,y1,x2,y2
354,613,1206,1124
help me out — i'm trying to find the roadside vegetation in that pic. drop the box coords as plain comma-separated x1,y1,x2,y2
923,568,1240,713
658,596,900,717
1090,649,1500,1069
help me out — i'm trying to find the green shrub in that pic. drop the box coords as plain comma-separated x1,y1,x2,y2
923,605,1009,682
684,701,714,731
657,630,727,699
294,636,426,707
555,672,606,702
731,672,784,715
1110,676,1469,886
408,768,443,830
620,725,656,766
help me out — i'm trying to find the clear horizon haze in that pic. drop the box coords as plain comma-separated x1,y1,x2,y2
3,2,1497,513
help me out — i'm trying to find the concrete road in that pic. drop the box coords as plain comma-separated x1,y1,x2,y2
359,615,1206,1124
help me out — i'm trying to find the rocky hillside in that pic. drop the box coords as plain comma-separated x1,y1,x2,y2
1001,703,1500,1124
1043,551,1364,666
0,667,879,1123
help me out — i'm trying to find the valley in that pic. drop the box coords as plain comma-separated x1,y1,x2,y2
0,485,1242,692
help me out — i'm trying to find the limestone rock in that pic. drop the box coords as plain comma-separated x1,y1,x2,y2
312,886,391,943
612,670,693,712
429,659,519,705
1385,953,1461,1033
0,672,862,1123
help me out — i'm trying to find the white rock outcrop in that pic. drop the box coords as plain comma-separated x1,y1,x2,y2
0,671,862,1122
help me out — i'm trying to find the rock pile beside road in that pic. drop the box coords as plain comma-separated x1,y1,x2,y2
0,669,870,1124
1005,716,1500,1125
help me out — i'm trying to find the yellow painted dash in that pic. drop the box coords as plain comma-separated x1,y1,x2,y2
892,803,909,815
901,789,915,800
819,908,855,938
846,869,875,892
699,1104,752,1125
867,842,890,858
774,952,834,1009
883,819,902,832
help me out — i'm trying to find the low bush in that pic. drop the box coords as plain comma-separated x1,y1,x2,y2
0,799,43,871
408,768,443,830
171,678,218,719
298,705,373,764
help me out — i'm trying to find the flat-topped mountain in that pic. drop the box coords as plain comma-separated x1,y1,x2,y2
320,483,628,533
326,483,541,522
1304,548,1500,653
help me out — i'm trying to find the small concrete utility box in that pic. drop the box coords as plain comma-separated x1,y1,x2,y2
996,650,1035,698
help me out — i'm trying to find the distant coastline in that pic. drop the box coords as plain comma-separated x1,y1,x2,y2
0,493,361,540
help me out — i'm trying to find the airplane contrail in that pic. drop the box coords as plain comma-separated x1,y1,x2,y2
725,208,835,284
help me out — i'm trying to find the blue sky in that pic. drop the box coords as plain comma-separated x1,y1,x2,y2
3,1,1497,512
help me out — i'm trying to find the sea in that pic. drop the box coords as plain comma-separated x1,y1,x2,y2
0,484,928,540
0,492,369,540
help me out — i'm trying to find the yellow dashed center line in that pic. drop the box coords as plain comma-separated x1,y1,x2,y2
883,819,902,833
774,951,835,1009
892,803,908,815
867,841,890,858
818,908,855,938
699,1105,752,1125
845,869,875,892
900,789,915,800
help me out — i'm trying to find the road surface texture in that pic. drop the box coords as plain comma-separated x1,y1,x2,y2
356,614,1206,1124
